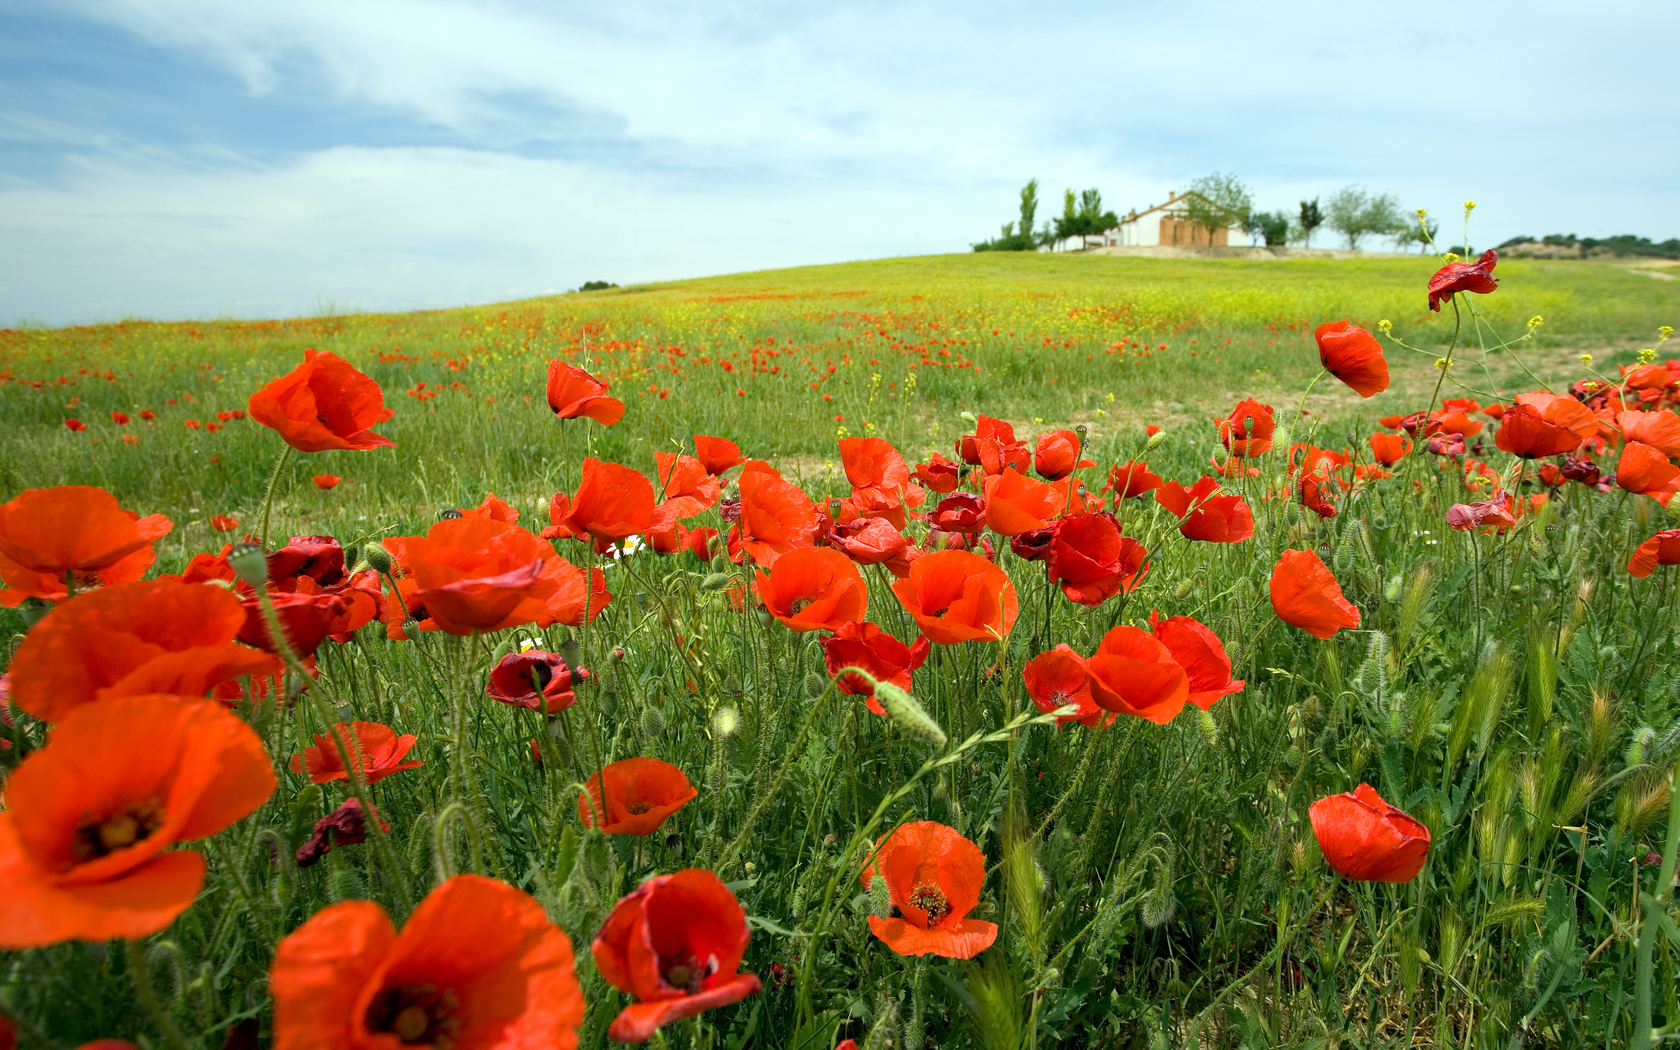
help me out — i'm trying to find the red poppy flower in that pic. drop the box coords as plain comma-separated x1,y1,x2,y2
393,515,608,635
312,474,341,490
829,516,909,565
110,411,130,425
956,416,1031,475
1148,612,1243,711
735,467,817,566
545,459,661,543
1104,461,1163,501
1495,392,1598,458
1617,441,1680,506
822,621,931,715
456,492,520,524
1299,471,1339,519
649,522,719,558
239,589,349,658
290,721,422,785
265,535,346,586
270,874,583,1049
1084,625,1189,724
655,453,722,519
63,418,87,432
1314,320,1390,398
0,695,275,947
592,869,762,1042
1427,248,1498,312
546,359,625,425
8,580,282,722
1309,784,1430,882
913,453,961,494
486,651,587,712
1368,433,1412,466
1154,477,1255,543
1446,493,1517,532
930,492,986,535
1269,550,1360,639
1046,513,1147,606
578,757,698,835
1022,645,1110,727
693,434,744,475
0,486,173,605
1033,430,1094,481
861,821,998,959
754,547,868,632
1628,529,1680,577
981,467,1067,536
891,549,1017,645
1620,410,1680,456
248,349,395,453
1217,399,1275,458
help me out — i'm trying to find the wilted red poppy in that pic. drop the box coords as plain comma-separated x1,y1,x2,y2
546,359,625,425
1309,784,1430,882
822,621,931,715
829,516,909,565
1314,320,1390,398
545,459,660,543
655,452,722,519
981,467,1067,536
1368,433,1412,466
1084,625,1189,724
487,651,588,713
891,549,1017,645
290,721,422,785
1617,441,1680,506
1269,550,1359,639
1148,612,1243,711
312,474,341,490
8,579,281,722
693,434,744,475
578,757,698,835
592,869,761,1042
1154,477,1255,543
1046,513,1147,605
271,874,583,1050
1022,645,1110,727
1217,399,1275,457
735,467,817,566
248,349,395,453
957,416,1031,475
1628,528,1680,577
913,453,961,494
294,797,388,869
862,821,997,959
1299,470,1339,519
1619,409,1680,456
0,695,275,947
754,547,868,632
1495,392,1598,458
0,486,173,606
1033,430,1094,481
1427,248,1498,312
1104,461,1163,501
1446,493,1516,532
239,589,350,658
930,492,986,535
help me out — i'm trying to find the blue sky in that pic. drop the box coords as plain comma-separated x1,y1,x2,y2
2,0,1675,325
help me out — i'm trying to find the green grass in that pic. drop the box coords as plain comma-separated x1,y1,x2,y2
2,253,1679,1048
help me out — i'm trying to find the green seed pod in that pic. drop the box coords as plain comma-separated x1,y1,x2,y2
640,704,666,738
228,542,269,588
873,681,947,748
362,541,395,575
700,572,732,591
755,605,775,629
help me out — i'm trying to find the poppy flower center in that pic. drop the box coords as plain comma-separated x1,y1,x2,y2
626,801,653,815
788,596,815,615
527,662,553,691
71,799,166,864
366,984,462,1047
907,882,951,926
660,952,716,994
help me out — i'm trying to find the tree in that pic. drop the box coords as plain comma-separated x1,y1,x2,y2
1297,199,1324,248
1326,186,1407,250
1248,211,1290,247
972,180,1044,252
1181,172,1252,245
1398,215,1441,254
1052,187,1120,248
1018,179,1040,243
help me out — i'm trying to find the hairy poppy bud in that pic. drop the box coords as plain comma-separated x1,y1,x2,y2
701,572,732,591
362,541,394,575
228,542,269,588
869,869,893,918
804,671,826,698
872,680,947,748
640,704,666,738
710,553,729,573
1144,429,1167,452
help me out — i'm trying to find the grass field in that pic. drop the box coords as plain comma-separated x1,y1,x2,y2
2,252,1679,1049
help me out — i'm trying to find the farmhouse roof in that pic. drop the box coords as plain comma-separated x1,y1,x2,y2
1120,189,1216,224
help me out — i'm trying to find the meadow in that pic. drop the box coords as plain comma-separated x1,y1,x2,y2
1,250,1678,1049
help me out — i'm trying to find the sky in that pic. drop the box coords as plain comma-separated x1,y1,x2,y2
2,0,1676,326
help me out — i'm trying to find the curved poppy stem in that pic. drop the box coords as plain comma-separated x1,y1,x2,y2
258,444,294,550
1631,765,1680,1050
126,938,193,1050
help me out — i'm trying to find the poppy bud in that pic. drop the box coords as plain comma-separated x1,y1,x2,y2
1144,429,1166,452
701,572,731,591
804,672,826,698
1173,579,1193,601
872,680,947,748
714,705,740,736
710,553,729,573
640,705,666,738
228,542,269,588
363,541,394,575
600,689,619,717
869,870,893,918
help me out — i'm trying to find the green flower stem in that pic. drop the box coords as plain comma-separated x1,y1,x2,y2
1630,765,1680,1050
125,938,192,1050
258,443,294,550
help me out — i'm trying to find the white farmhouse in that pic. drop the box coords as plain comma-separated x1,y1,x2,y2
1110,191,1243,248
